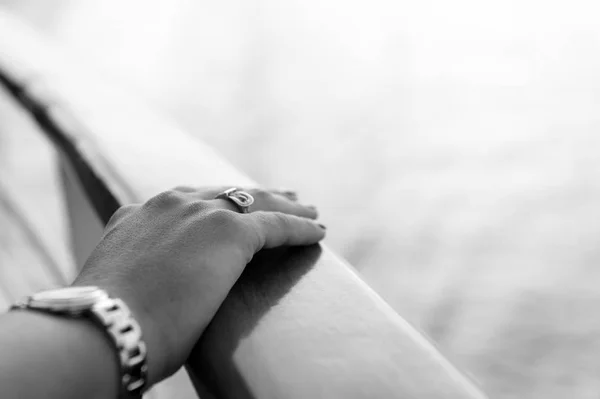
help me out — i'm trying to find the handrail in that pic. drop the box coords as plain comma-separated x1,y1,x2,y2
0,9,488,399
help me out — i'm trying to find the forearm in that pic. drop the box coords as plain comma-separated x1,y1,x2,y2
0,310,119,399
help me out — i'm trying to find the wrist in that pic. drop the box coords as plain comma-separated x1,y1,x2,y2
70,280,167,386
0,310,119,399
13,285,152,396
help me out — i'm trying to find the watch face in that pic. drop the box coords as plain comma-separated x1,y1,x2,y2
29,286,108,313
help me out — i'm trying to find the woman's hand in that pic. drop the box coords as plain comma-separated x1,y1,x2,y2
72,186,325,386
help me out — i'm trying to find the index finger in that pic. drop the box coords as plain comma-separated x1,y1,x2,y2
247,211,326,251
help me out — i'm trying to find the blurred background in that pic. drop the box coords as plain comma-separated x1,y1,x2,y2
2,0,600,397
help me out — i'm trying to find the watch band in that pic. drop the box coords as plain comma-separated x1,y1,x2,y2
90,297,148,397
11,288,148,398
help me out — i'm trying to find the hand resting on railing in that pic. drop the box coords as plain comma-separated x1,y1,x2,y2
0,186,325,399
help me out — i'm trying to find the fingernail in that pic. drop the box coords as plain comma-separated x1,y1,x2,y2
307,205,317,210
318,223,326,230
284,191,299,200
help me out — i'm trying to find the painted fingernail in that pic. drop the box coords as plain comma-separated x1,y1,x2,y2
318,223,326,230
284,191,299,200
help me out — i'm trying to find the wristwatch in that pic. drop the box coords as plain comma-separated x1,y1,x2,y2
10,286,148,397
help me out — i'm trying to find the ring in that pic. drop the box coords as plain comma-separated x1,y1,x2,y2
215,188,254,213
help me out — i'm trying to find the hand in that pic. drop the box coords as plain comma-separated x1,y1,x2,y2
72,186,325,386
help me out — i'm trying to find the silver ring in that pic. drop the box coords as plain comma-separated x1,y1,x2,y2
215,188,254,213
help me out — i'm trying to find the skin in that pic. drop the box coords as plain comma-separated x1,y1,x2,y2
0,186,325,398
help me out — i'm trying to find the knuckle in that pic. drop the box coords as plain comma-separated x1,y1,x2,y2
116,203,137,217
204,209,242,231
207,209,252,244
250,188,272,202
172,185,195,193
145,190,185,209
253,211,273,228
248,212,268,248
273,211,291,229
106,204,137,229
180,200,211,219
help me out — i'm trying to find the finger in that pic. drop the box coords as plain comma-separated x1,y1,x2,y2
171,185,229,199
269,189,298,202
172,186,251,201
265,197,317,219
248,211,326,250
210,189,317,219
251,189,318,219
172,185,303,205
171,186,317,218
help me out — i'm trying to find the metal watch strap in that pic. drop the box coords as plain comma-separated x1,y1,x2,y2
11,292,148,398
90,297,148,397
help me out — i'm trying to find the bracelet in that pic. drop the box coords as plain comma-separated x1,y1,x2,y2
11,287,148,397
90,297,148,397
